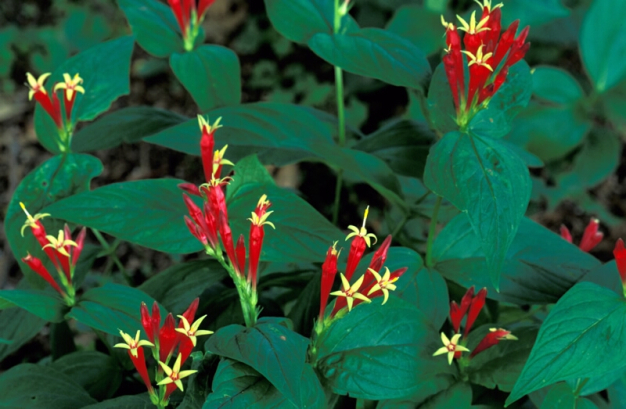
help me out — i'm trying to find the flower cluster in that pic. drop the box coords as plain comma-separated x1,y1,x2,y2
115,298,212,406
560,218,603,252
316,207,407,331
26,72,85,134
166,0,216,51
180,116,274,326
434,286,516,364
441,0,530,126
19,203,86,305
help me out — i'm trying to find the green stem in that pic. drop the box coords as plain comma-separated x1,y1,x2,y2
332,171,343,226
214,250,257,327
390,213,409,238
331,0,347,225
425,196,443,267
417,90,440,137
91,229,130,282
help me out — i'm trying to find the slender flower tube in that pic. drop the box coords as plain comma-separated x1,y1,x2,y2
614,239,626,285
235,234,246,277
181,298,200,326
470,328,517,358
367,235,391,279
450,286,475,333
176,315,213,362
25,73,63,129
579,218,603,252
140,301,161,344
560,225,573,243
433,332,470,365
19,203,58,267
21,254,66,297
44,229,78,281
464,287,487,338
319,242,339,321
178,182,201,197
247,195,275,289
159,313,178,363
344,206,377,281
456,10,491,56
53,73,85,122
330,273,371,313
114,330,155,393
198,116,222,182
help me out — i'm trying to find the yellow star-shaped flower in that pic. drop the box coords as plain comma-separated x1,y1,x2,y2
330,273,371,311
345,206,377,247
473,0,503,12
157,353,198,392
175,315,214,347
19,202,50,236
53,73,85,101
456,11,490,35
433,332,470,365
26,72,51,100
197,115,223,133
366,267,399,305
43,229,78,257
113,330,154,358
462,45,494,72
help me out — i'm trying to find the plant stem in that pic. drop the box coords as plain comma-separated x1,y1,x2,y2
214,250,256,327
390,213,409,238
425,196,443,267
417,90,440,137
91,229,130,282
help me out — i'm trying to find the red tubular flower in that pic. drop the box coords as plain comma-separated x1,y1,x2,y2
159,313,178,363
197,0,216,20
441,18,465,112
178,182,201,197
450,286,475,334
560,225,573,243
71,227,86,269
167,0,187,36
182,194,219,250
22,254,66,297
344,206,377,281
456,10,490,56
247,195,274,289
217,212,237,270
198,116,222,182
140,301,161,344
363,267,407,306
319,242,339,321
26,73,63,129
463,45,494,107
53,73,84,122
613,239,626,284
492,20,520,69
114,330,155,393
181,298,199,325
579,218,603,252
235,235,246,277
464,287,487,338
470,328,517,358
366,234,392,283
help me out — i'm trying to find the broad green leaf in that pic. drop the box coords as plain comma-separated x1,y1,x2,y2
4,153,103,285
580,0,626,92
603,79,626,133
308,28,431,92
51,351,122,400
0,289,67,323
0,364,96,408
205,320,321,407
424,131,531,289
72,107,186,152
532,66,584,105
144,103,406,212
386,5,442,56
567,365,626,397
178,352,218,409
416,382,472,409
287,272,322,337
353,119,435,179
0,308,47,362
67,283,165,335
433,214,601,305
139,260,227,313
487,61,533,126
541,383,577,409
500,0,570,30
34,36,134,153
170,45,241,112
264,0,357,44
118,0,183,57
466,325,539,392
507,282,626,405
427,63,458,135
83,395,153,409
315,297,455,400
508,103,592,162
608,372,626,408
468,105,510,139
204,358,323,408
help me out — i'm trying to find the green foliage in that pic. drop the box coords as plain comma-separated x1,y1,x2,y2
0,308,47,362
51,351,123,401
0,289,67,323
386,5,442,56
532,67,584,105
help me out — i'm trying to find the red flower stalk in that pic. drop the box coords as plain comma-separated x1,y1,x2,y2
470,328,517,358
579,218,603,252
21,254,66,297
319,242,339,321
166,0,217,50
344,206,377,281
614,239,626,284
235,234,246,277
465,288,487,338
198,116,222,182
140,301,161,344
114,330,155,393
26,73,63,129
159,313,179,363
53,73,84,122
247,195,275,289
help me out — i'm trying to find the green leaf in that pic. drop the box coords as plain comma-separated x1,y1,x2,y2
487,61,533,126
83,395,153,409
118,0,183,57
467,325,539,392
424,131,531,290
178,352,218,409
315,297,455,400
580,0,626,92
67,283,165,335
139,260,227,313
51,351,122,400
427,63,458,135
0,364,96,408
353,119,435,179
567,365,626,397
34,36,134,153
72,107,186,152
507,282,626,405
308,28,431,92
500,0,570,28
43,179,200,254
433,214,601,305
170,45,241,112
0,289,67,323
540,383,577,409
508,103,592,163
263,0,357,44
205,321,321,407
416,382,472,409
144,103,406,212
386,5,443,56
532,66,584,105
397,267,449,331
0,308,47,362
4,153,103,285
